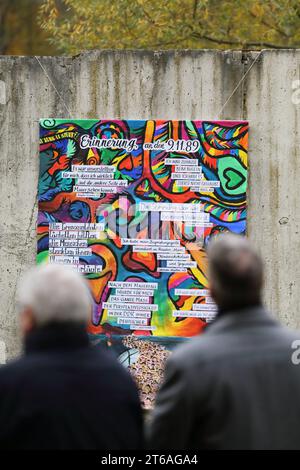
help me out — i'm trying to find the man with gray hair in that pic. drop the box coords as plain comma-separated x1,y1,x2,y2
149,233,300,450
0,264,143,450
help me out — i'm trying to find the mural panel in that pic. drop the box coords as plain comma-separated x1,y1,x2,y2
38,119,248,406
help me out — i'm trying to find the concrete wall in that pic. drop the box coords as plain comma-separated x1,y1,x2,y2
0,50,300,359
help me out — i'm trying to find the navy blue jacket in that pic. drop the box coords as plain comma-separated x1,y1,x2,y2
0,323,143,450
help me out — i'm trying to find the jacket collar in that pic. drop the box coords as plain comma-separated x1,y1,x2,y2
205,305,279,335
24,322,89,354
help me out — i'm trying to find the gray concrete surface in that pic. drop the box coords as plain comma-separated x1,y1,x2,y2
0,50,299,359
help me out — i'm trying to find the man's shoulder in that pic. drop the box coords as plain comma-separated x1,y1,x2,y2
169,333,217,369
0,348,139,416
0,346,133,388
0,355,33,387
88,346,136,381
168,313,300,371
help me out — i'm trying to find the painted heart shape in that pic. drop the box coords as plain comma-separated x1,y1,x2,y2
223,168,246,191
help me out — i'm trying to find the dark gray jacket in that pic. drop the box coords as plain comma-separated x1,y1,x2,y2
148,306,300,450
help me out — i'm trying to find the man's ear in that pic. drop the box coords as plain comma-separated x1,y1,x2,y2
20,307,36,336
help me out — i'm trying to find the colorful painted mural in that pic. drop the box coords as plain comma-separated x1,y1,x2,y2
38,118,248,406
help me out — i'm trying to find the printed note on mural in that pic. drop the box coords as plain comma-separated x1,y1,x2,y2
38,119,248,339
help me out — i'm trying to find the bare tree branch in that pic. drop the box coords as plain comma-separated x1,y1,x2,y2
191,32,299,49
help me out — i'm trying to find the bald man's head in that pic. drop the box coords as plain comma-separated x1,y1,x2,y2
207,234,263,311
